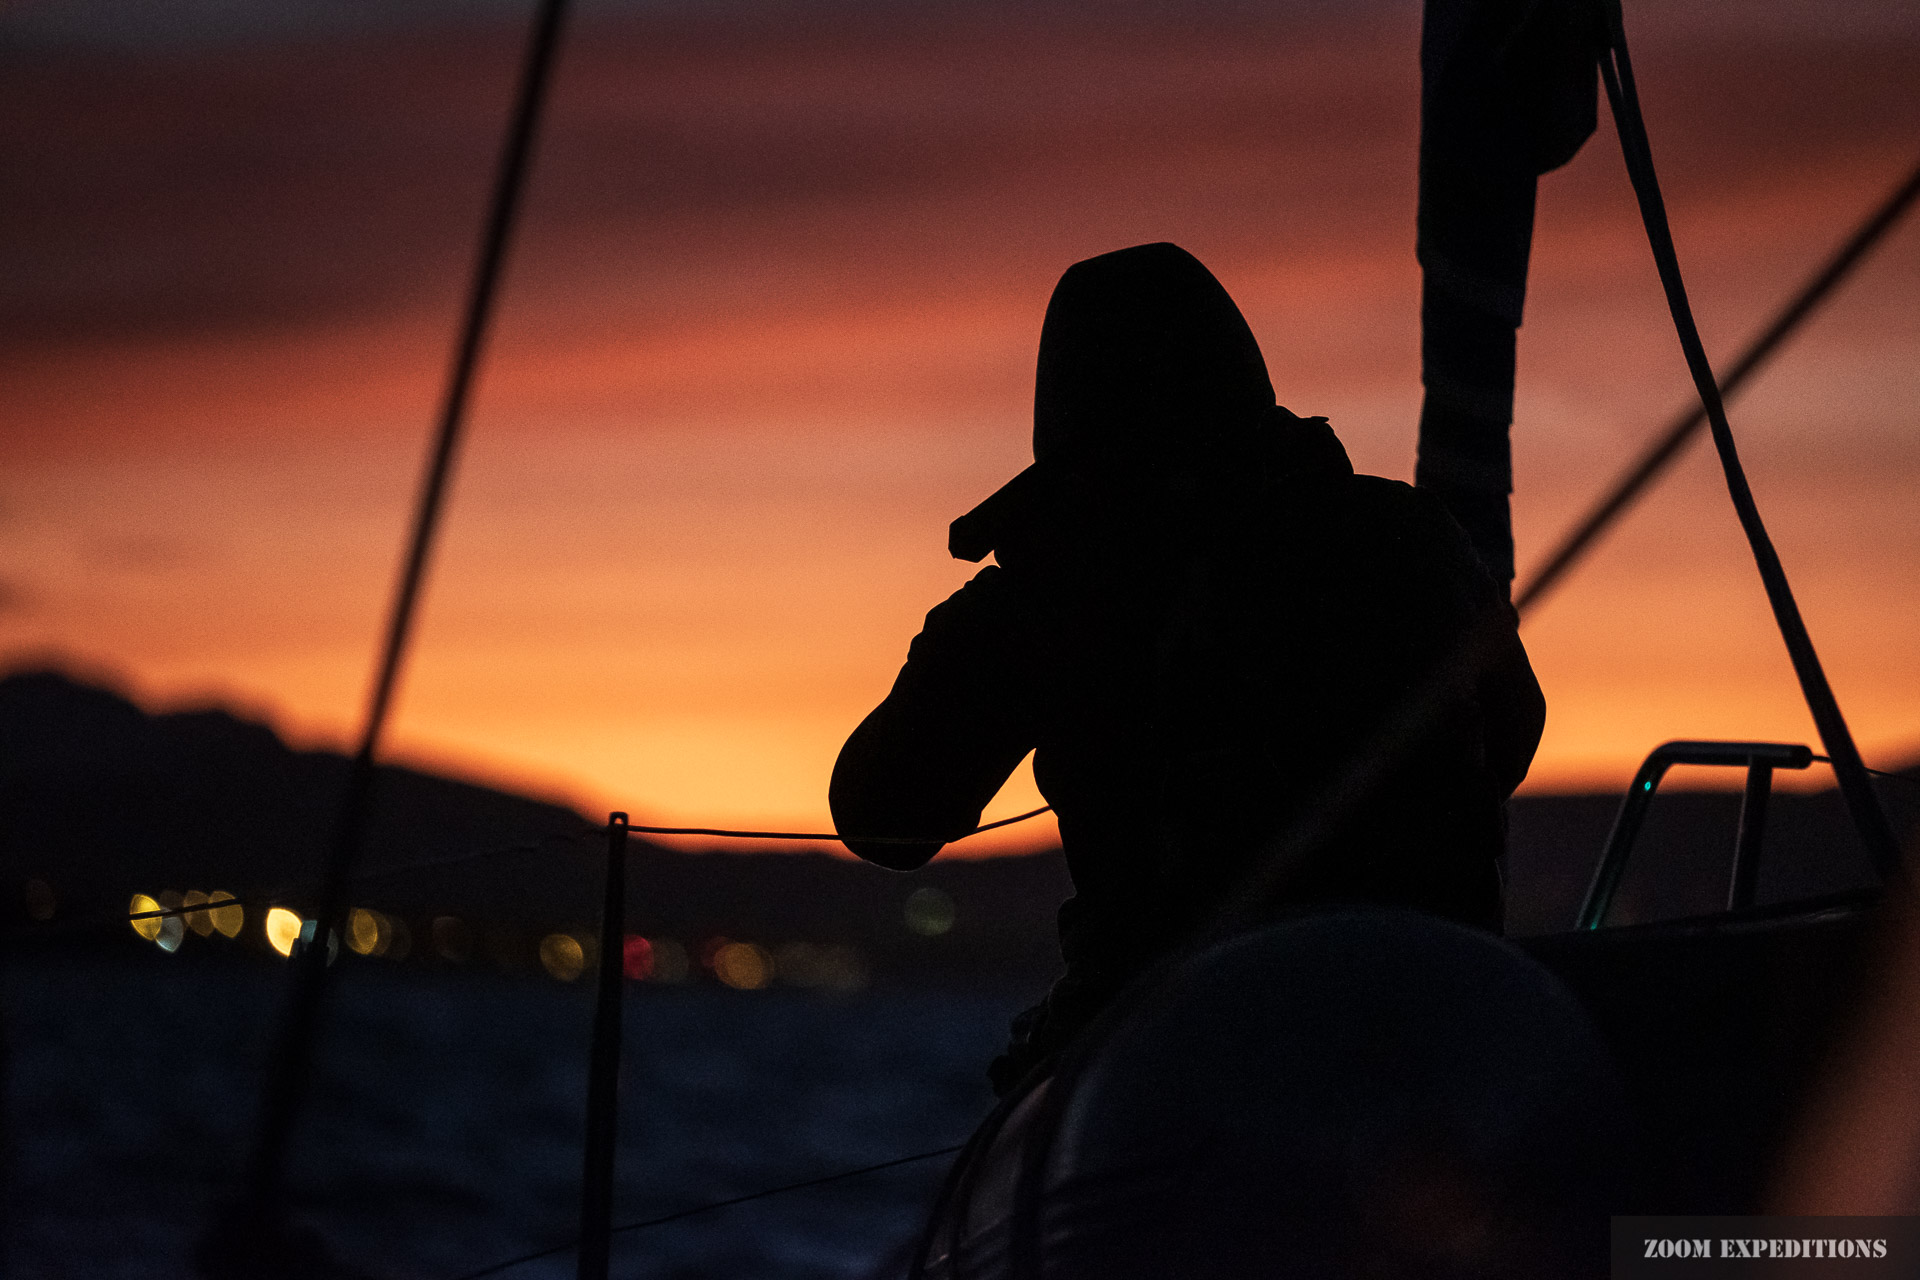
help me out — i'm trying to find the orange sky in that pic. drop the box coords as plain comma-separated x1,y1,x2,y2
3,0,1918,846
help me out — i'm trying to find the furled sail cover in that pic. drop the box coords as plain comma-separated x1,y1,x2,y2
1417,0,1602,587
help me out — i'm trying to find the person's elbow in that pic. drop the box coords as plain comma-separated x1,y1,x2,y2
1482,636,1547,798
828,783,946,871
840,833,943,872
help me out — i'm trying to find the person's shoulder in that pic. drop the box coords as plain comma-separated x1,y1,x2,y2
1344,471,1439,515
1328,473,1498,591
1321,473,1466,543
1349,472,1470,528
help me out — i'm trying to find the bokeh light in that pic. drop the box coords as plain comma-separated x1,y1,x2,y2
128,893,162,943
296,917,339,964
622,934,653,981
206,891,243,939
713,941,771,991
538,933,586,982
265,907,303,958
181,890,213,937
152,892,185,953
904,887,956,937
649,938,690,983
347,908,383,957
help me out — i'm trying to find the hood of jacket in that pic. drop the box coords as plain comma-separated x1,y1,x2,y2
951,243,1350,565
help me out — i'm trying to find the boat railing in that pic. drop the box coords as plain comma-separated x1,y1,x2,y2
1577,739,1815,930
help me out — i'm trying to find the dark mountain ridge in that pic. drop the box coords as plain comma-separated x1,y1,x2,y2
0,669,1073,982
3,669,1913,981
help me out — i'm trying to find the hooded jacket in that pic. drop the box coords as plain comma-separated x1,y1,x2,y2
830,244,1544,1088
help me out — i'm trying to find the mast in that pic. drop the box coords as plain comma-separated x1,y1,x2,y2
1416,0,1601,588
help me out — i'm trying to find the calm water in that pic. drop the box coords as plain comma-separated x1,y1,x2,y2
6,950,1025,1279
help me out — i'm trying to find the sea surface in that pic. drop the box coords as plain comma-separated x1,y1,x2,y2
5,949,1026,1280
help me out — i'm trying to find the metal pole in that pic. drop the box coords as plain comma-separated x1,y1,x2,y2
214,2,576,1261
1728,764,1773,912
579,814,629,1280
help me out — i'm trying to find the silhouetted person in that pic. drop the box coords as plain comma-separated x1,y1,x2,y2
831,243,1545,1092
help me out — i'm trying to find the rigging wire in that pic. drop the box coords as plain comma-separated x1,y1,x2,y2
1593,0,1903,883
1513,153,1920,615
448,1143,965,1280
69,752,1916,939
1811,757,1920,791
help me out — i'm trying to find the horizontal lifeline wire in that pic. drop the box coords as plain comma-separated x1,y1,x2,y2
615,804,1055,843
120,804,1049,916
449,1143,966,1280
1811,758,1920,790
26,756,1920,938
10,806,1058,941
115,760,1910,929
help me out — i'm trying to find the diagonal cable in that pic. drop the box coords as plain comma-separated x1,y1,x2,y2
1514,154,1920,615
448,1143,965,1280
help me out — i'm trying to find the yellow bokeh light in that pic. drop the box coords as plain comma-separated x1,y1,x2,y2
181,889,213,936
266,907,303,958
538,933,586,982
129,893,162,942
713,941,770,991
347,908,383,957
207,891,243,939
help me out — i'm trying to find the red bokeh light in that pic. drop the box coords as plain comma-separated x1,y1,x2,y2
622,934,654,981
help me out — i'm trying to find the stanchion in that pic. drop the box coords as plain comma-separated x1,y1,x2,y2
578,813,629,1280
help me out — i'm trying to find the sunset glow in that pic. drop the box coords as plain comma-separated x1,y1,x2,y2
4,0,1917,844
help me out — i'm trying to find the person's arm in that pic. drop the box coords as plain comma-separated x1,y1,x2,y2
1387,480,1545,799
1478,609,1546,800
829,566,1036,870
